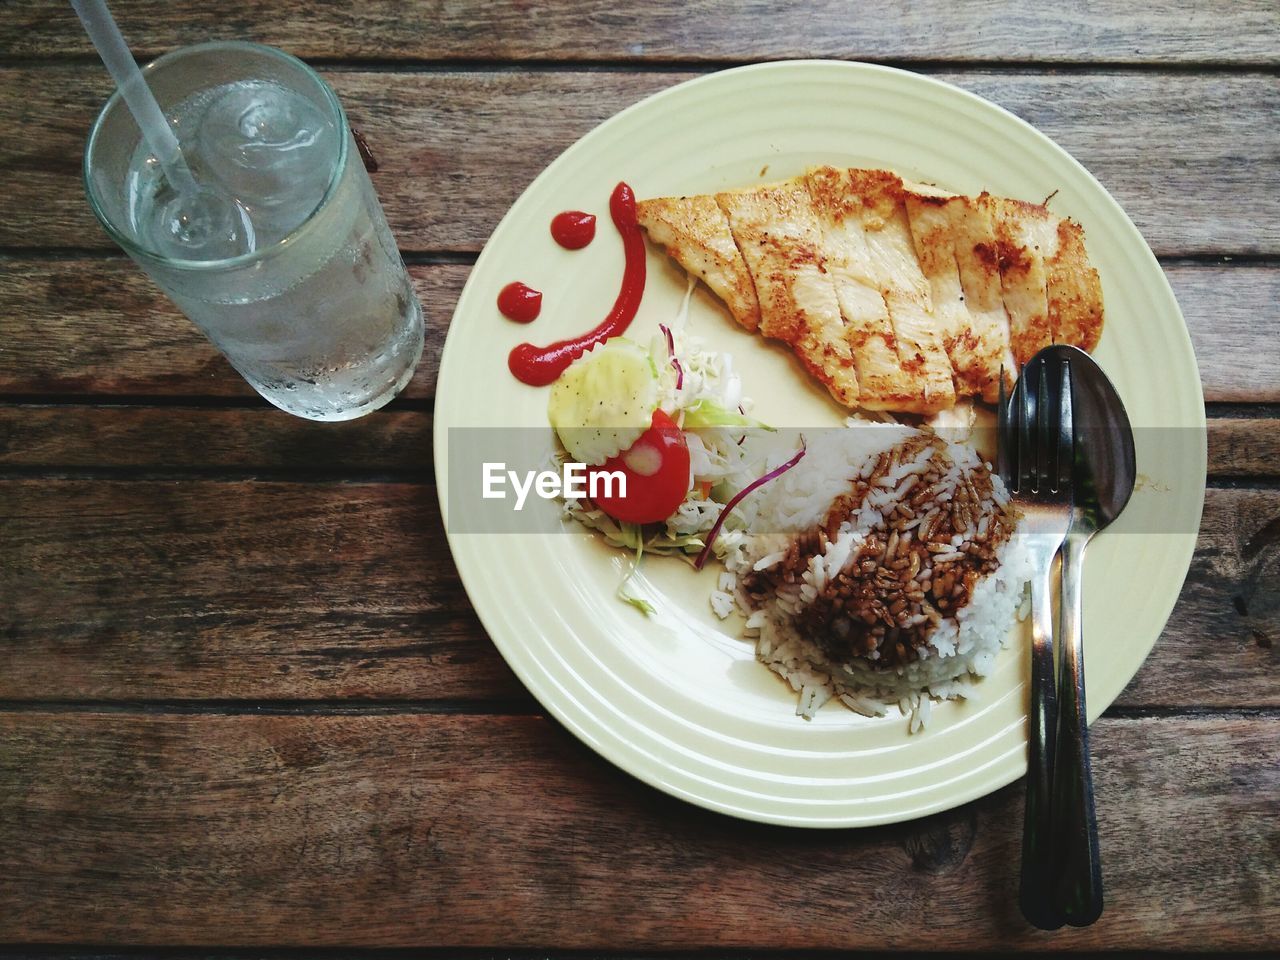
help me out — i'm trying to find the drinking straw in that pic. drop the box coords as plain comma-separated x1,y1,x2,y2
71,0,197,194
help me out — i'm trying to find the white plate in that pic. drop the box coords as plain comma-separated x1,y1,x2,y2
433,61,1205,827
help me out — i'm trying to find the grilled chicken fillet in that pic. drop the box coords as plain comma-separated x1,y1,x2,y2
637,168,1103,413
988,196,1055,365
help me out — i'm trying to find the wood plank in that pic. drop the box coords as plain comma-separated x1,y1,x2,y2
1,259,1277,402
1,481,1275,705
1207,417,1280,477
0,480,523,701
2,0,1276,64
1113,487,1278,707
0,406,434,473
0,261,463,399
0,711,1274,948
0,68,1275,256
1,405,1276,480
1169,263,1280,404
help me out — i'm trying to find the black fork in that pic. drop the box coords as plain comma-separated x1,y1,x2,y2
999,357,1075,931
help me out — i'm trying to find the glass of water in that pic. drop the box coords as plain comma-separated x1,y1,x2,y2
84,41,424,421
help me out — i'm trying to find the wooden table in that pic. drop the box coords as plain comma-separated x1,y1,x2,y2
1,2,1277,954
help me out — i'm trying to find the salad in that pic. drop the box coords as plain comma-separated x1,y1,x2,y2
547,288,807,614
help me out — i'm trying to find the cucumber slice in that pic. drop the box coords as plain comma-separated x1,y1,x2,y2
548,338,660,465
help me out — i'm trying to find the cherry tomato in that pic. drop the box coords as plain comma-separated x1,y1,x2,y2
589,409,691,524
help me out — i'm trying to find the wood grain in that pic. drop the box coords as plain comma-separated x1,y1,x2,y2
1,68,1276,256
0,405,1274,480
1171,264,1280,404
1113,487,1279,707
0,406,435,473
0,480,522,701
0,260,462,399
2,481,1275,705
0,711,1275,948
2,0,1277,65
1207,417,1280,477
1,259,1276,402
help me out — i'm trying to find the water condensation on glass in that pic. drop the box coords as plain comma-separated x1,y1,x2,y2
121,76,422,421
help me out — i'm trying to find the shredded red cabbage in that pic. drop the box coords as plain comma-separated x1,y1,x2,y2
657,323,683,388
658,323,674,356
694,439,807,570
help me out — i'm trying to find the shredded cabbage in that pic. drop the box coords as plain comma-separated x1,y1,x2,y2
557,279,772,613
681,399,773,432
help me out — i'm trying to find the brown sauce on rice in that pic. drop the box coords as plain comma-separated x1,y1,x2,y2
742,435,1017,669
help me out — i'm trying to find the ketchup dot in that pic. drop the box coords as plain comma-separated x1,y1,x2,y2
509,182,644,386
497,281,542,323
551,211,597,250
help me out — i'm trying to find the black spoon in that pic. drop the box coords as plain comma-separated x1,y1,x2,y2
1044,344,1136,927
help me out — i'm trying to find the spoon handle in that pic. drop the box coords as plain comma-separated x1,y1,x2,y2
1052,527,1104,925
1019,544,1062,930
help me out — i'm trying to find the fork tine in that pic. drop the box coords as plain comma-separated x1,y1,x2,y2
1035,357,1051,493
1012,365,1022,491
1017,362,1034,493
996,366,1010,483
1013,363,1027,492
1057,358,1074,493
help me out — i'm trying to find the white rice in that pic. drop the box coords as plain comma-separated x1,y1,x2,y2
712,422,1029,732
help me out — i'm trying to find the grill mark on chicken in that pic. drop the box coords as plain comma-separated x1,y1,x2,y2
635,194,761,331
1046,219,1104,354
987,196,1056,365
717,181,861,405
804,166,915,410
